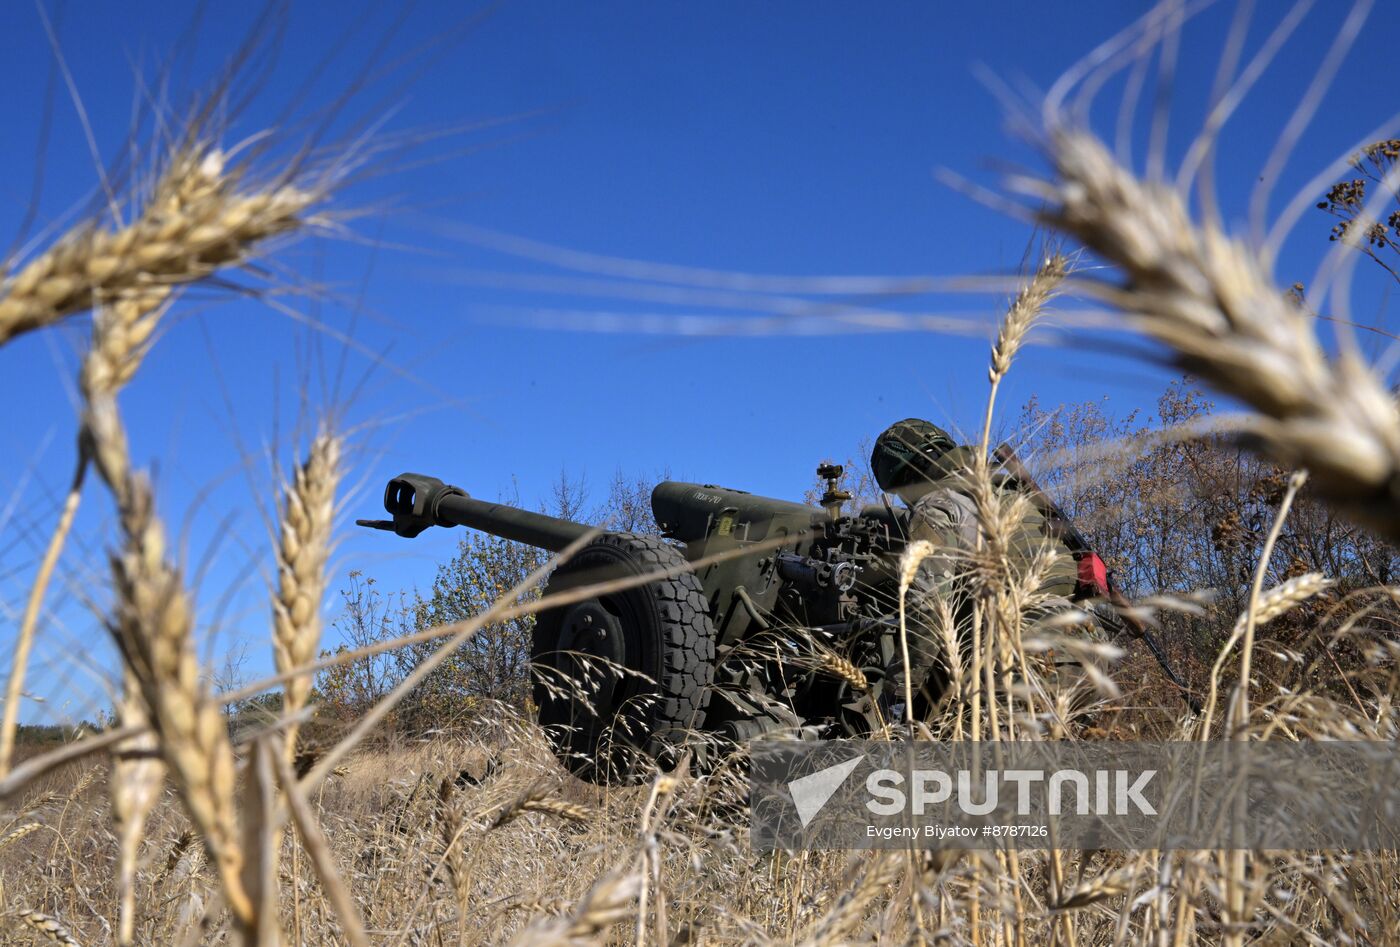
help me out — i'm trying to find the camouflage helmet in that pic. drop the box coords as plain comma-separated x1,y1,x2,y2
871,418,958,492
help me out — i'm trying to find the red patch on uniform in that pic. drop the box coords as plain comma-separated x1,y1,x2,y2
1076,552,1110,598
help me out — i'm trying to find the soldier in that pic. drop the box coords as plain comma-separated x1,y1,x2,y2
869,418,1093,718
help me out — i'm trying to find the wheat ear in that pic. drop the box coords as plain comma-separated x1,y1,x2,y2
9,910,82,946
489,784,596,830
0,149,312,346
46,141,329,937
798,852,905,945
434,777,472,929
1030,127,1400,542
1051,863,1140,911
989,253,1068,381
0,822,42,851
982,253,1069,453
84,368,250,928
272,429,342,765
2,145,317,773
897,539,938,724
80,296,252,924
1198,571,1334,738
819,652,870,691
6,289,178,938
67,286,176,945
103,464,252,927
513,870,642,946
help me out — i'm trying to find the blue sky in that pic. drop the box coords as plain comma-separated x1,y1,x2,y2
1,1,1395,722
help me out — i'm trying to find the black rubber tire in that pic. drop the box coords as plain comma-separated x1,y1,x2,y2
532,532,714,783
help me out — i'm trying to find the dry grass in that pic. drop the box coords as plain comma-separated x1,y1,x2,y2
3,628,1400,944
3,4,1400,945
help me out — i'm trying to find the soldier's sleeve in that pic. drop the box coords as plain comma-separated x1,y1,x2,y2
1012,508,1080,599
907,489,978,597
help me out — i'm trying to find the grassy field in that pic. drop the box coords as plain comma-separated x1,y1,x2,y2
3,674,1397,946
4,4,1400,944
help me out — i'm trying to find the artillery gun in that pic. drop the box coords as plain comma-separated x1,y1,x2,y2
359,465,914,782
358,457,1198,781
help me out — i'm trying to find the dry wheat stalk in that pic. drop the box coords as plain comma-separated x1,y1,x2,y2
518,795,596,825
274,750,369,947
238,739,280,946
899,540,938,596
567,871,644,940
50,137,333,939
111,675,163,947
637,764,686,947
154,829,197,886
931,582,965,724
497,894,570,918
1027,126,1400,542
433,776,471,929
1239,545,1311,720
12,790,58,816
484,787,538,831
977,249,1070,722
1231,571,1334,639
272,429,342,764
59,764,102,801
897,539,938,722
970,487,1042,600
1200,572,1332,740
0,292,169,773
0,475,84,776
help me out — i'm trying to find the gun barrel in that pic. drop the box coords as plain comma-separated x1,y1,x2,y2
370,472,593,550
434,492,593,552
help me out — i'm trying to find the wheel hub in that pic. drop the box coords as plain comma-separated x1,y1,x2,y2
557,599,625,707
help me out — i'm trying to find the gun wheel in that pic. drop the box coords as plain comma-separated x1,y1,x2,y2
532,532,714,784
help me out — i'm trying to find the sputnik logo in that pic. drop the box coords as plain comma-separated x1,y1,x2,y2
788,755,864,827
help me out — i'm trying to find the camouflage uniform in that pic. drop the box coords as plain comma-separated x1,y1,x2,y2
871,421,1100,708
